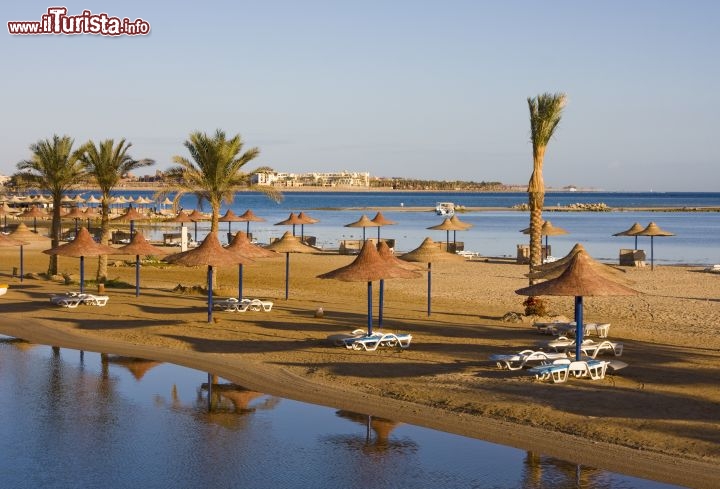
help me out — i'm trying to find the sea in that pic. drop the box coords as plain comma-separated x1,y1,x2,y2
92,190,720,266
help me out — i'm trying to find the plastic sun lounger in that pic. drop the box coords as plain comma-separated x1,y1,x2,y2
50,294,83,308
489,349,568,371
79,294,109,306
212,298,248,311
328,329,367,347
346,333,412,351
528,362,570,383
247,299,273,312
580,340,623,359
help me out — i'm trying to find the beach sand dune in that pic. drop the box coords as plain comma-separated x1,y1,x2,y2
2,243,720,488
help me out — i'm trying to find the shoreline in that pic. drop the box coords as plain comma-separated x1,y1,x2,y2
2,245,719,488
4,317,718,489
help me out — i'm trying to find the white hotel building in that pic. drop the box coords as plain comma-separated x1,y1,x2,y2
251,171,370,188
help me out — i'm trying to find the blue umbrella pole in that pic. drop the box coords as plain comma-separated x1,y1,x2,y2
135,255,140,297
574,296,584,360
379,279,384,326
130,220,135,237
19,245,24,283
285,253,290,300
650,236,655,271
194,222,198,242
80,256,85,294
377,227,381,240
427,262,432,316
367,281,373,335
246,221,250,234
238,264,243,300
634,235,638,249
207,265,214,323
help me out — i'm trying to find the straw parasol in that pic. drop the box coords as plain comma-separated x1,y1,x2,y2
186,209,208,242
219,209,244,236
376,240,421,325
73,194,86,204
636,222,675,271
266,231,315,300
449,214,473,230
225,231,278,300
62,206,87,236
0,233,29,282
370,211,397,240
296,212,318,241
527,243,632,285
43,227,118,293
238,209,266,234
318,240,419,335
9,222,49,242
18,206,47,233
516,250,639,360
0,202,18,232
112,206,149,236
613,222,644,250
427,217,467,252
86,194,101,205
114,232,168,297
345,214,375,241
400,237,464,316
274,212,304,236
164,231,253,323
521,220,569,254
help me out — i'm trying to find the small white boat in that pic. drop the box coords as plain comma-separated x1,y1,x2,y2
435,202,455,216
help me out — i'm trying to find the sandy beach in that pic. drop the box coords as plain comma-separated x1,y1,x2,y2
2,239,719,488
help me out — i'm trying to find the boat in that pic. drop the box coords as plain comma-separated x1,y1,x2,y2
435,202,455,216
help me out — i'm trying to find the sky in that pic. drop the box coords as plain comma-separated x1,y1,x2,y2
1,1,718,191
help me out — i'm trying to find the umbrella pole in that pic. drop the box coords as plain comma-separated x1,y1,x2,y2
20,245,24,283
80,256,84,294
367,281,373,335
650,236,655,271
377,227,380,241
238,264,243,300
33,217,37,233
634,235,638,250
130,219,135,237
285,253,290,300
379,279,384,326
135,255,140,297
207,265,213,323
362,228,366,241
246,221,250,234
194,221,198,242
427,262,432,316
574,296,583,361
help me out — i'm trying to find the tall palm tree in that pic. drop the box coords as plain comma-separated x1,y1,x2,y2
165,129,281,233
15,135,87,276
79,139,154,282
527,92,567,284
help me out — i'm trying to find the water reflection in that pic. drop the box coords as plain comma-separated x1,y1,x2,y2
0,338,681,489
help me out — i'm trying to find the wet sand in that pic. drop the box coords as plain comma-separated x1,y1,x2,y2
1,241,719,488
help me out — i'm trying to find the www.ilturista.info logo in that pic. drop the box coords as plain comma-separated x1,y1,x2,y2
8,7,150,36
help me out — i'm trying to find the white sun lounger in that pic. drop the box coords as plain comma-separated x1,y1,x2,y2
247,299,273,312
489,349,568,370
345,333,412,351
79,294,109,306
50,293,83,308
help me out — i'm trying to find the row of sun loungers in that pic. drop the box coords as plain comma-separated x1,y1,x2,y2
533,321,610,338
212,298,274,312
328,329,413,351
50,292,109,308
528,358,610,383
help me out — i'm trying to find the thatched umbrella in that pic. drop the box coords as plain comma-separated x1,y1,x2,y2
345,214,375,241
18,205,47,233
86,194,101,206
225,231,278,300
164,211,193,243
10,222,49,242
43,227,118,293
516,250,639,360
238,209,266,234
318,240,419,335
164,231,252,323
0,233,29,282
219,209,244,236
376,240,421,325
521,220,569,253
370,211,396,240
428,217,468,252
114,232,168,297
274,212,304,236
265,231,315,300
400,237,464,316
613,222,644,250
62,206,87,235
112,205,149,236
296,212,318,242
187,209,208,242
528,243,632,285
0,202,18,232
83,206,101,229
636,222,675,271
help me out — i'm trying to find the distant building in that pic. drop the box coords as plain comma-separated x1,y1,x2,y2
251,171,370,188
0,174,10,187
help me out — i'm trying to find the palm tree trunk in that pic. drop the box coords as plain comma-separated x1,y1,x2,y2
47,194,62,276
528,147,546,285
97,197,110,282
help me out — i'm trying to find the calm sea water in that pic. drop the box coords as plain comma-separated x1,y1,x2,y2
0,339,681,489
99,190,720,265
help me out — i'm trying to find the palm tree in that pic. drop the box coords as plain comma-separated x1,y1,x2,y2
79,139,154,282
527,92,567,284
15,135,87,276
165,129,281,233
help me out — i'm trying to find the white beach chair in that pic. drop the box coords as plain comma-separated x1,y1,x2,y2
346,333,412,351
489,349,568,370
79,294,109,306
50,292,83,308
528,360,570,383
247,299,273,312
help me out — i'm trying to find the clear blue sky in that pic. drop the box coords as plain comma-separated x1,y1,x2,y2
2,1,718,191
